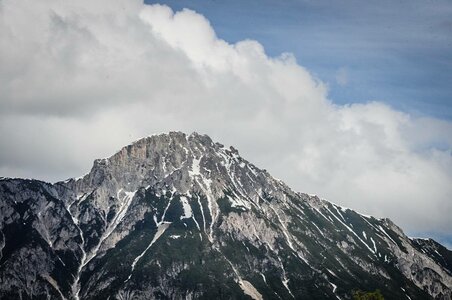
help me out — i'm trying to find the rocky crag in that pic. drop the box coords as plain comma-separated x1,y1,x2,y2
1,132,451,299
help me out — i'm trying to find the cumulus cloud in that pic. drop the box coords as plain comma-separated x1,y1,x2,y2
0,0,451,237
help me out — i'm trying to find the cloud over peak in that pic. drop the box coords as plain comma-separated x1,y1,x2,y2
0,0,451,238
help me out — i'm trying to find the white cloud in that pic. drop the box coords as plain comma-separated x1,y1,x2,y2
0,0,451,236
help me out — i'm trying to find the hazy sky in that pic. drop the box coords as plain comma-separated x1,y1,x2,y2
0,0,451,247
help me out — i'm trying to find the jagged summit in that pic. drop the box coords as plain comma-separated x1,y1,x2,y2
1,132,451,300
64,131,290,221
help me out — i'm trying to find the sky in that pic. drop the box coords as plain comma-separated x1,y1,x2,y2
150,0,452,120
0,0,451,247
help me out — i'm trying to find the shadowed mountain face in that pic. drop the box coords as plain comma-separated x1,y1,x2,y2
0,132,451,300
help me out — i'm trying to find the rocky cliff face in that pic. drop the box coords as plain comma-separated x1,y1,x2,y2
1,132,451,300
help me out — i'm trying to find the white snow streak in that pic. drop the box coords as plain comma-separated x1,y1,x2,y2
179,196,192,219
239,280,263,300
334,206,347,223
277,257,295,298
370,237,378,253
330,282,337,293
222,255,263,300
65,199,86,300
312,221,324,237
196,196,207,232
325,206,376,255
190,157,201,176
71,189,136,300
327,269,338,277
125,222,170,282
378,225,398,245
260,272,267,284
314,207,333,224
227,194,250,210
85,190,136,265
189,152,216,241
44,275,67,300
401,288,412,300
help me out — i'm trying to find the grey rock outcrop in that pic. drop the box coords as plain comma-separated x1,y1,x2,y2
1,132,451,300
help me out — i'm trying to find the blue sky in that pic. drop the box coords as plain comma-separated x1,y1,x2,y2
148,0,452,120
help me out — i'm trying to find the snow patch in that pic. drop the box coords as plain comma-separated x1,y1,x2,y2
325,206,376,255
126,223,170,282
327,269,338,277
75,188,137,294
330,282,337,293
196,196,206,231
370,237,378,253
43,275,67,300
378,225,398,245
227,194,250,210
189,156,201,177
314,207,332,224
401,288,412,300
221,253,263,300
260,272,267,284
239,280,263,300
278,257,295,298
180,196,192,219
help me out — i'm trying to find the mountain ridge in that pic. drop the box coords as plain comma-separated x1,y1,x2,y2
1,131,451,299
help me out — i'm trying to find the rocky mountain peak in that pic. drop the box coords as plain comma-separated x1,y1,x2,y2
65,131,290,214
1,132,451,300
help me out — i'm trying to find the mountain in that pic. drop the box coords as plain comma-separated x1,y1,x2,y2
0,131,451,300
